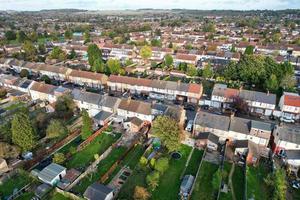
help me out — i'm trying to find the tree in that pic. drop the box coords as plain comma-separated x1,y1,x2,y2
11,112,37,151
232,96,249,114
22,40,37,61
0,121,12,142
202,63,214,79
49,46,67,61
84,30,91,43
41,75,51,84
154,157,169,174
134,186,150,200
29,31,38,42
187,65,198,77
81,109,93,140
151,39,161,47
5,30,16,41
0,87,7,98
55,94,76,120
244,45,255,55
164,54,173,67
53,153,66,164
280,74,296,91
91,58,105,73
140,46,152,62
87,44,102,66
264,168,287,200
38,43,46,54
0,142,20,159
202,22,216,33
107,58,121,75
152,116,181,152
54,24,60,31
64,29,73,40
20,69,29,78
272,33,281,43
146,171,160,191
68,49,77,59
16,31,27,43
46,119,67,139
265,74,278,93
139,156,148,168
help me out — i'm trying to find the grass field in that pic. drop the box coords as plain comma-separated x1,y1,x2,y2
65,132,121,169
190,161,219,200
150,145,192,200
184,149,204,176
247,164,269,200
71,146,127,194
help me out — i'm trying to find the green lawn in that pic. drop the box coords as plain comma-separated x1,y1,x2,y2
49,191,71,200
247,164,269,200
0,170,32,197
104,144,145,184
65,132,121,169
71,146,127,194
58,135,82,155
118,145,192,200
232,165,245,200
117,165,150,200
150,145,192,200
184,149,204,176
190,161,219,200
219,162,233,200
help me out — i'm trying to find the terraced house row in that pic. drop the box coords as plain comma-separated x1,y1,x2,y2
0,58,203,104
0,74,185,126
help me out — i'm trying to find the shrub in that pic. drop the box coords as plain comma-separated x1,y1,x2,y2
146,171,160,191
154,157,169,174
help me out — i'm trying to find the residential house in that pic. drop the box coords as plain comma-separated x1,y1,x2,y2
211,84,276,116
117,99,153,122
71,89,102,116
174,53,198,66
108,75,203,104
273,124,300,153
279,92,300,120
193,111,230,140
68,70,108,89
37,64,72,81
29,81,57,103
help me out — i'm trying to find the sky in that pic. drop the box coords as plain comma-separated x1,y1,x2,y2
0,0,299,11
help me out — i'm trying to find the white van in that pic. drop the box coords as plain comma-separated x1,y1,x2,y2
185,120,193,132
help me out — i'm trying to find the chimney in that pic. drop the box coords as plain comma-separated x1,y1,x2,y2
267,90,270,96
177,80,181,86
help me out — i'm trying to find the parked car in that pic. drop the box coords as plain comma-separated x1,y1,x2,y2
280,117,295,123
185,120,193,132
291,180,300,189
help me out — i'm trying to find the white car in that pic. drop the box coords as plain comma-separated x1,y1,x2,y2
185,120,193,132
280,117,295,123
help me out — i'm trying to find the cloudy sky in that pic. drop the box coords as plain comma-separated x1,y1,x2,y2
0,0,299,11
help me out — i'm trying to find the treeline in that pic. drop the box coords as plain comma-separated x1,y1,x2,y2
217,54,296,94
